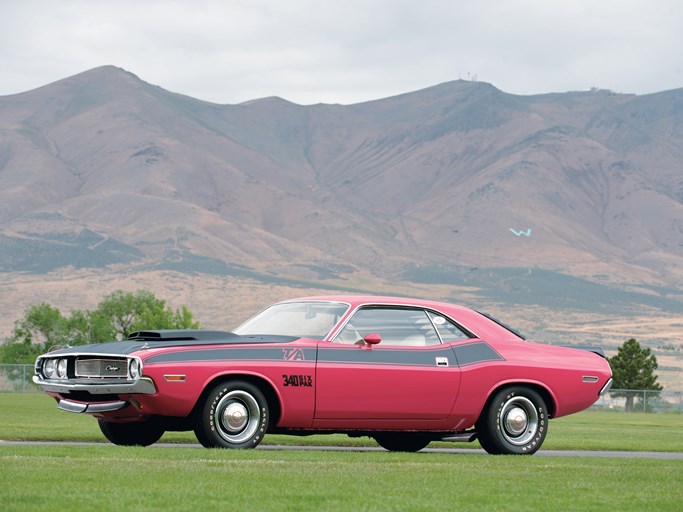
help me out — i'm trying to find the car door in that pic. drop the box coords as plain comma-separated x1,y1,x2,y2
313,307,462,421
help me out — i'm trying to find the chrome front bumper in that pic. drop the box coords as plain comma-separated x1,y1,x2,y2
32,376,157,395
57,399,129,413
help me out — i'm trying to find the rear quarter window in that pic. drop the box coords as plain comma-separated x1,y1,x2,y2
426,311,471,342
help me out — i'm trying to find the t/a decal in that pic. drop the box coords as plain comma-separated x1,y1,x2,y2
282,374,313,387
282,348,305,361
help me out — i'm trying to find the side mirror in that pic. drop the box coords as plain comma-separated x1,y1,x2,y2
364,333,382,345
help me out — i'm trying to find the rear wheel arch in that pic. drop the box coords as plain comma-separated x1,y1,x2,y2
480,381,556,420
476,383,553,455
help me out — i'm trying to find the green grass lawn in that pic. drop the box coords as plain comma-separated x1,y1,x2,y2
2,393,682,452
2,394,682,511
1,444,681,511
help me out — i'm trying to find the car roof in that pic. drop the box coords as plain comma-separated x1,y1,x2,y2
281,294,468,310
279,295,524,341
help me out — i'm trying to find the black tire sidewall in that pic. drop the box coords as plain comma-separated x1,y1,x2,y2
98,418,164,446
374,433,431,452
479,386,548,455
196,380,269,449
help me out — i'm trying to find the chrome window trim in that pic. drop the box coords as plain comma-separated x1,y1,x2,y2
234,299,352,339
426,311,445,344
328,302,477,343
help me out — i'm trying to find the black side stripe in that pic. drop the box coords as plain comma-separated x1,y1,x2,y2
145,347,317,364
143,341,504,367
319,342,503,367
453,341,505,367
318,346,454,367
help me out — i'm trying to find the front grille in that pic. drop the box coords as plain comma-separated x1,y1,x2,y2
75,358,128,378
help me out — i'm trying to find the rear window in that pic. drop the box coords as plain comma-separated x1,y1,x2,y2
476,311,526,340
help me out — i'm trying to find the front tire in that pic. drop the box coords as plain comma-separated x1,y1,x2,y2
98,418,165,446
194,381,269,449
476,386,548,455
374,433,431,452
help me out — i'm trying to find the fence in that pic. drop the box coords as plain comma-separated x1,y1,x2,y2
1,364,681,412
0,364,36,393
591,389,682,413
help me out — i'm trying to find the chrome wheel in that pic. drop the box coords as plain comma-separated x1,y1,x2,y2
499,396,538,446
195,381,269,449
476,386,548,455
214,390,261,444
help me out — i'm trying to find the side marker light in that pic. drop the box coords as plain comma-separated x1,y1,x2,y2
164,375,186,382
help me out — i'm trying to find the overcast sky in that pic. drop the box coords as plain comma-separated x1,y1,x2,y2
1,0,681,105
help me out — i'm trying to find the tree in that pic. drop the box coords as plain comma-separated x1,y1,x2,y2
65,309,116,345
11,303,68,346
0,290,200,364
608,338,663,412
0,304,71,364
94,290,200,340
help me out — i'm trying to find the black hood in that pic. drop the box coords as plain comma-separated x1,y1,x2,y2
41,330,300,357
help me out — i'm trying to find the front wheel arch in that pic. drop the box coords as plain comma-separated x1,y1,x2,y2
194,380,270,448
191,373,282,429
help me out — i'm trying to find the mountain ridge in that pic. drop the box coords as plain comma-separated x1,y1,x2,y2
1,66,682,299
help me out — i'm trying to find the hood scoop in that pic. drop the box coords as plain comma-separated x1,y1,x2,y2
128,330,237,342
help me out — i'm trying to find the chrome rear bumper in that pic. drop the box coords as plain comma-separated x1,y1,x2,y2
599,378,613,397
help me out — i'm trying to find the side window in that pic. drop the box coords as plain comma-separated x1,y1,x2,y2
427,311,470,342
334,308,441,346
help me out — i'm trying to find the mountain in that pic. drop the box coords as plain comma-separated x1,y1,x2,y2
1,66,682,311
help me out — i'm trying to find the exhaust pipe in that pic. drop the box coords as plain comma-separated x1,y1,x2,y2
439,432,478,443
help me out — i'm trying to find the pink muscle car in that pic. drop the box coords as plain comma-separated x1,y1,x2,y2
33,295,612,454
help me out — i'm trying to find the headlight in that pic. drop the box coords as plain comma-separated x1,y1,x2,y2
129,359,140,379
43,359,56,379
56,358,68,379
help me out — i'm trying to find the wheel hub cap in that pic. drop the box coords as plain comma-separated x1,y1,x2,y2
222,402,248,432
504,407,528,436
499,396,539,446
213,389,261,444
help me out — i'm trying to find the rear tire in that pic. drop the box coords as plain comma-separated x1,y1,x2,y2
476,386,548,455
374,433,431,452
194,381,269,449
98,418,165,447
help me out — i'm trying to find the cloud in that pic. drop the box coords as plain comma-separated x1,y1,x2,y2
1,0,681,104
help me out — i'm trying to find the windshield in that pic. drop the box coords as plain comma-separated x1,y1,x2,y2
234,301,350,339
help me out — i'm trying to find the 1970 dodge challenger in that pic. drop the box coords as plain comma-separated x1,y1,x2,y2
33,295,612,454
